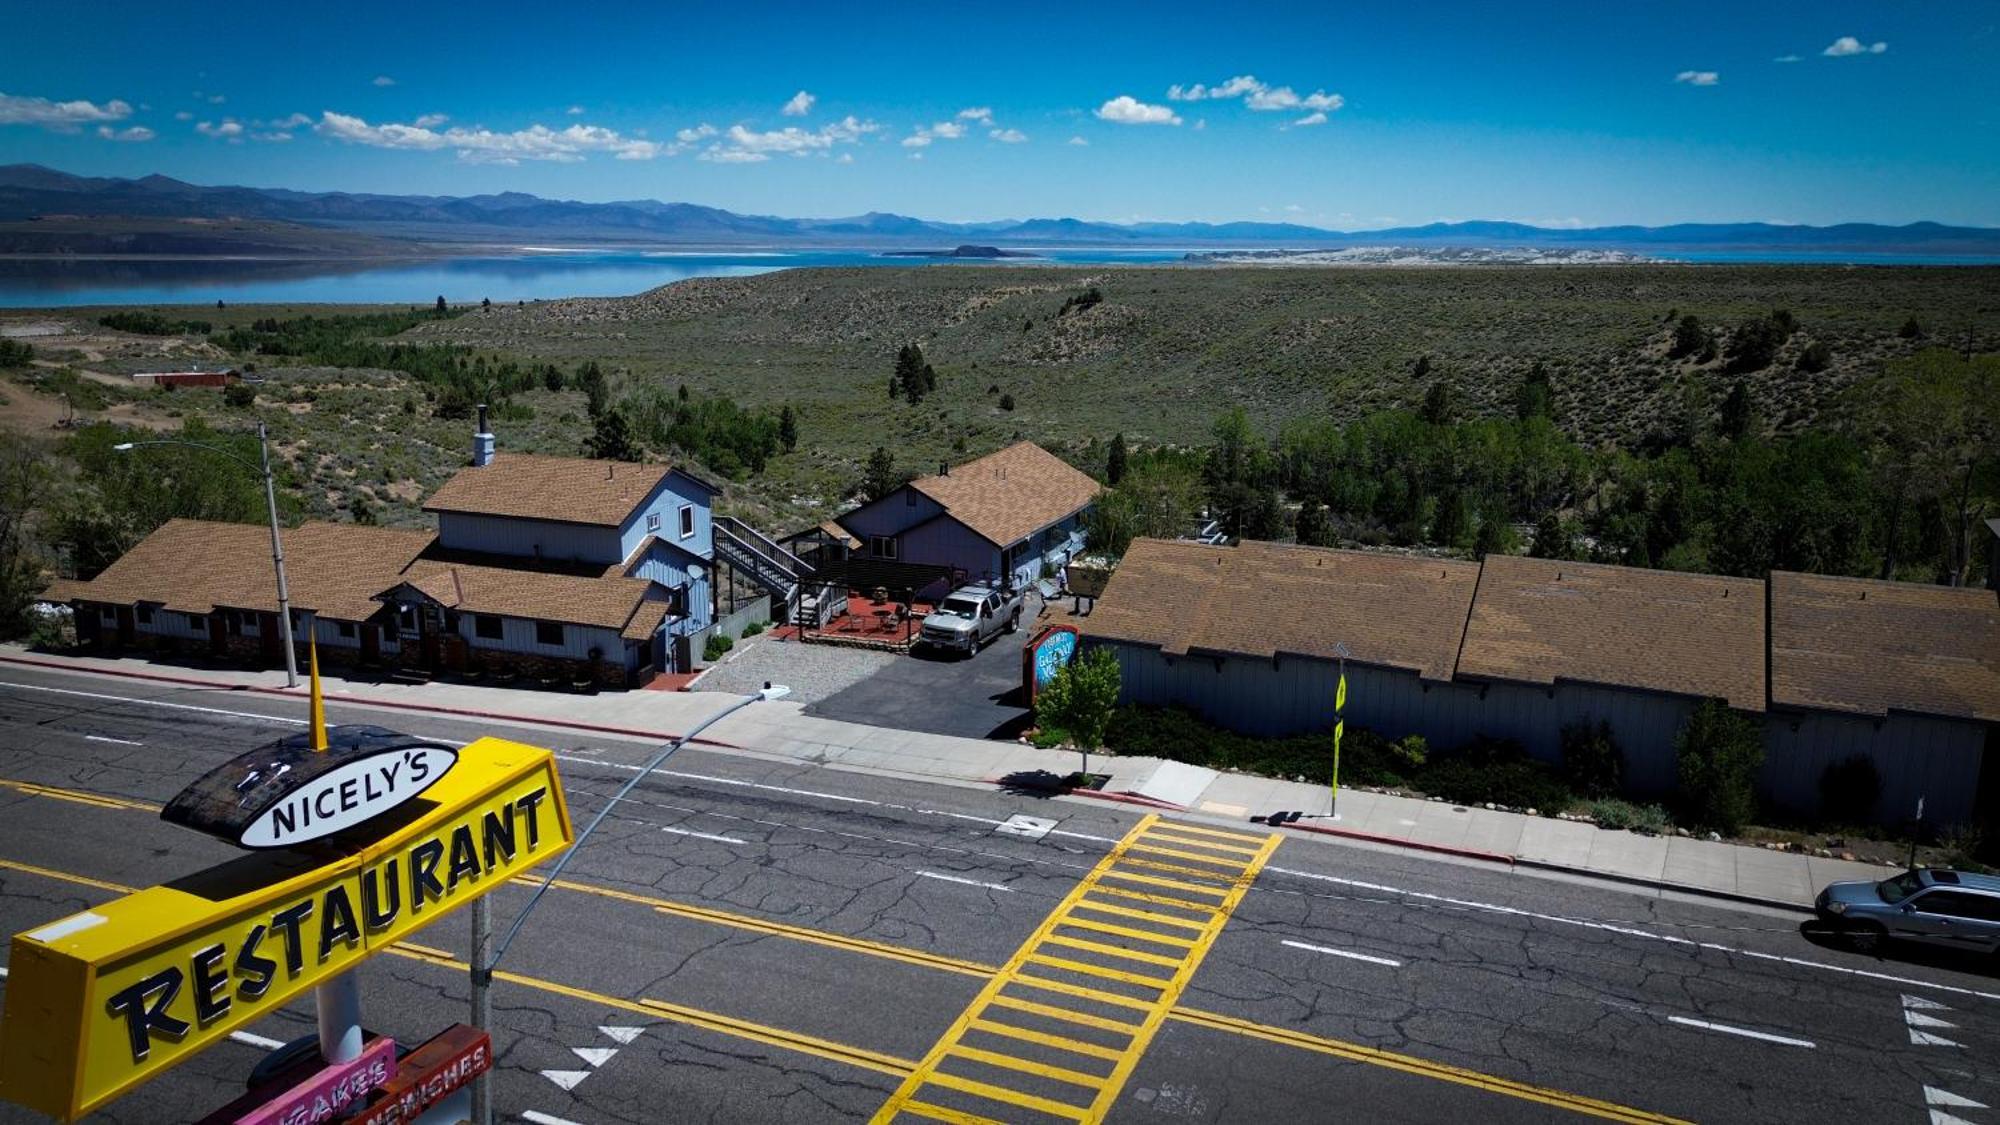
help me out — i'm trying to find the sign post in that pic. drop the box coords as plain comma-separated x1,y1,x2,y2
1330,644,1349,820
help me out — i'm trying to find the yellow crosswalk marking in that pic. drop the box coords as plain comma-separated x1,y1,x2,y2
1138,821,1269,844
1140,832,1265,857
872,814,1280,1124
900,1101,1005,1125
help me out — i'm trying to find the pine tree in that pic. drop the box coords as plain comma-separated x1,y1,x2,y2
1106,432,1129,486
435,295,447,315
1294,497,1333,547
778,405,798,452
1419,378,1454,426
862,446,900,502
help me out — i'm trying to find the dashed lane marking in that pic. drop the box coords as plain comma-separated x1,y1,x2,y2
1665,1016,1816,1049
917,871,1016,893
228,1030,287,1051
82,734,143,746
660,826,748,845
1281,939,1402,968
522,1112,588,1125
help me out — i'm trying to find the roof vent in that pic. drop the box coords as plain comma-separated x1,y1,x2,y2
606,463,614,480
940,461,950,476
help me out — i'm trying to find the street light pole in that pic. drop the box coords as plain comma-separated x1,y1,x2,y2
468,682,791,1125
113,425,299,688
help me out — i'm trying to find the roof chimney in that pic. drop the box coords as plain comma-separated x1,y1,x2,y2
472,404,495,467
940,461,950,476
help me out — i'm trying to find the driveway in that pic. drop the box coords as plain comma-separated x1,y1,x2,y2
804,597,1041,740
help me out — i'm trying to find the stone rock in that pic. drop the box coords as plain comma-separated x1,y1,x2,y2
1839,851,1856,862
1526,808,1539,817
1707,831,1722,842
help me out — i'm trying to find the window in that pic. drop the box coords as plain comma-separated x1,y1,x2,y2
870,536,898,560
474,615,504,641
136,606,153,625
185,613,204,632
99,607,117,625
678,504,695,539
647,511,661,534
1916,891,2000,922
535,621,565,647
335,621,356,639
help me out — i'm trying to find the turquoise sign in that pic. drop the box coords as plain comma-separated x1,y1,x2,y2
1033,629,1078,688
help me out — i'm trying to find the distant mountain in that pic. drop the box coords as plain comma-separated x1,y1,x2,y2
2,164,1997,254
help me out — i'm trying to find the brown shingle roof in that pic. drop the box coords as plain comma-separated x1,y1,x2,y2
1770,571,2000,721
422,454,672,528
1083,538,1481,680
1457,555,1766,711
907,441,1100,547
395,559,663,635
45,519,433,622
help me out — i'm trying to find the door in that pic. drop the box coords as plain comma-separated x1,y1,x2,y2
1900,891,1991,951
114,607,136,646
259,612,282,666
209,613,228,655
360,623,380,664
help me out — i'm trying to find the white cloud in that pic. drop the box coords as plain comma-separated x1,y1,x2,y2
0,92,133,132
1293,111,1328,127
1773,54,1801,63
271,112,312,128
781,90,815,116
174,110,193,121
1674,70,1720,86
697,115,877,162
907,151,923,160
836,152,853,164
1095,95,1180,125
372,75,396,86
1166,76,1342,117
675,123,717,144
989,127,1027,143
252,131,293,142
1067,135,1088,146
956,106,993,123
196,118,244,139
412,112,449,128
1168,75,1263,101
1823,36,1887,57
1246,85,1342,112
96,125,154,142
566,104,585,115
317,110,670,163
902,118,968,147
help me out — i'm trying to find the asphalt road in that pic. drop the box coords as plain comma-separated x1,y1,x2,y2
0,663,1994,1124
804,607,1035,740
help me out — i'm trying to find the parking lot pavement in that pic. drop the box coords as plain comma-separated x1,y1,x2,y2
804,610,1036,741
691,632,898,705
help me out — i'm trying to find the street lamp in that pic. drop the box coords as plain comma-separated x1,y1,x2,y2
113,420,299,688
468,681,791,1125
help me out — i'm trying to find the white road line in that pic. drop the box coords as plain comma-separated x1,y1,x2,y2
1266,866,2000,1004
1666,1016,1816,1049
1281,939,1402,968
916,871,1015,893
0,965,8,977
83,734,142,746
228,1030,287,1050
0,679,306,726
523,1112,588,1125
660,826,747,845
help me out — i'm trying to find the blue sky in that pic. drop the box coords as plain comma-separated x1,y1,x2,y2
2,2,1996,227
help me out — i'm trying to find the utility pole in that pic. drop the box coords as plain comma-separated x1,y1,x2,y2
258,421,300,688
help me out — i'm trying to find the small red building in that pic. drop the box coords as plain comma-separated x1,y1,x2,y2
131,368,240,388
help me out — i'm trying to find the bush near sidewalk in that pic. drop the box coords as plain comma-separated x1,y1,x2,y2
1674,700,1765,834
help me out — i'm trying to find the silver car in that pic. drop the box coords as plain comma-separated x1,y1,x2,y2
1815,868,2000,956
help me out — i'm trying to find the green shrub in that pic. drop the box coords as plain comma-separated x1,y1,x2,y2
1413,754,1571,812
1583,798,1672,834
1817,755,1881,824
1560,720,1624,798
741,620,765,637
1674,700,1764,834
1036,648,1121,751
702,632,734,662
1100,705,1412,787
222,383,257,409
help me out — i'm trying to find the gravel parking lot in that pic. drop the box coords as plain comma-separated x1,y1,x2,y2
690,633,898,705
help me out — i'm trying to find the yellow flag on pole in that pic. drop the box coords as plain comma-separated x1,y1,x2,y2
309,635,328,752
1336,671,1347,714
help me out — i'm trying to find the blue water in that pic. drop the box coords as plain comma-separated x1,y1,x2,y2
2,245,1990,307
0,248,1191,308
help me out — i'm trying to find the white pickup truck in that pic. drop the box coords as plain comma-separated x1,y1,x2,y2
918,584,1023,656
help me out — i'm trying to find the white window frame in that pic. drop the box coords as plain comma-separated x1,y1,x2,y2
647,511,661,534
678,504,695,539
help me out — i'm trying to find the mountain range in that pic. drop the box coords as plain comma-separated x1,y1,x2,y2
4,164,1998,255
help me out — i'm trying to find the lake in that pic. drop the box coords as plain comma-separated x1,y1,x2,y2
2,246,1991,308
0,248,1191,308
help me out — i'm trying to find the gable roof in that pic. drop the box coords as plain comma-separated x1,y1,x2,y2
41,519,434,622
904,441,1100,547
394,558,666,639
1769,571,2000,722
1457,555,1766,711
1083,538,1481,680
423,453,687,528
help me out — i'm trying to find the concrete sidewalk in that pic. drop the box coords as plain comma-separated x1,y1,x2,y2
0,646,1893,908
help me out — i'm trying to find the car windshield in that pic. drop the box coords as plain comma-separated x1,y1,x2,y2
936,597,980,619
1876,872,1924,903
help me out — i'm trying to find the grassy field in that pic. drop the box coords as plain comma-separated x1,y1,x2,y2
6,264,1999,534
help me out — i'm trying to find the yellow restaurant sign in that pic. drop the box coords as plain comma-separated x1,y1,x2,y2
0,736,573,1122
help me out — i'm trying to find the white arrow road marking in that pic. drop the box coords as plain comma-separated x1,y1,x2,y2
660,826,747,845
1280,940,1402,968
1906,995,1953,1011
916,871,1014,893
572,1046,618,1068
540,1069,592,1092
1910,1030,1965,1048
599,1025,646,1045
1932,1113,1981,1125
1666,1016,1816,1049
1925,1087,1989,1109
1907,1011,1960,1030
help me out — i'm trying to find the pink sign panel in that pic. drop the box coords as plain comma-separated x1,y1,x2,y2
236,1037,396,1125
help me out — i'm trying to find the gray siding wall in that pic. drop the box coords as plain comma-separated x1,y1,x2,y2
437,512,625,565
901,516,1001,587
455,613,624,662
841,488,946,541
139,608,210,641
1763,711,1986,826
628,540,711,634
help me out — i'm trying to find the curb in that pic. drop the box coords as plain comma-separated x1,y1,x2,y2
980,779,1185,810
0,653,741,751
1276,820,1518,866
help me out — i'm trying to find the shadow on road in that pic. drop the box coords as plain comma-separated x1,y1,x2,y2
1797,920,2000,978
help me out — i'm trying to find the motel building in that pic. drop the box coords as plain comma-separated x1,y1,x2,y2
43,413,722,688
